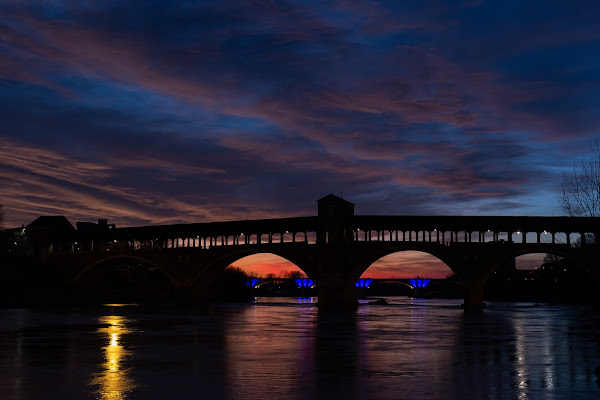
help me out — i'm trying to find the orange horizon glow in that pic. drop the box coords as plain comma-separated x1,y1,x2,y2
229,251,454,279
230,253,305,277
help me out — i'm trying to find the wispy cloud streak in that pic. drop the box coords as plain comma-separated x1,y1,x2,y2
0,0,597,233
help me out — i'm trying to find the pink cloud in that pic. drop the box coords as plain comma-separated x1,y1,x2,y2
0,137,278,227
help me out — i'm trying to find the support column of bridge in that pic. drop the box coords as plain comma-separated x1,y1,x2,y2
440,246,509,312
314,195,359,313
461,279,486,312
168,255,225,306
572,247,600,306
314,246,359,313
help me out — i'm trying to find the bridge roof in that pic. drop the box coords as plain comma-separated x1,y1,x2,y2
352,215,599,233
38,214,600,241
73,216,320,240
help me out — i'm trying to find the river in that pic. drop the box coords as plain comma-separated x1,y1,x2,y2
1,298,599,400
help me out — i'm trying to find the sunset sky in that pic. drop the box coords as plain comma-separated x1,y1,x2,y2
1,1,599,278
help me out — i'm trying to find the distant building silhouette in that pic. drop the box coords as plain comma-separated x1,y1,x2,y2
76,219,116,232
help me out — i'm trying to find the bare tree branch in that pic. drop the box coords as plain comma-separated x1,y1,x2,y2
560,140,600,218
559,141,600,245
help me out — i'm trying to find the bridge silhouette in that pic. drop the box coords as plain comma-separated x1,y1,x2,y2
27,194,600,312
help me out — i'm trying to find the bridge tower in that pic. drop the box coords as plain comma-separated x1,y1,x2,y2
314,195,360,312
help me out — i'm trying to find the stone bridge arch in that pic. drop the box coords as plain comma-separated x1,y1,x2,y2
494,245,598,278
348,243,458,282
191,246,317,286
508,245,600,288
168,245,317,304
70,254,176,302
74,254,175,284
509,245,573,261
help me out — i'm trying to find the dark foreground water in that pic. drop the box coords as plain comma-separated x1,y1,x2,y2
1,298,599,400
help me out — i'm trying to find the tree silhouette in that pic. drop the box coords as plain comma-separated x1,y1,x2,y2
560,142,600,244
560,141,600,218
0,204,3,231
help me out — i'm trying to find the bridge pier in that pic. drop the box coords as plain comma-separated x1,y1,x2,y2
575,249,600,306
411,287,427,298
317,283,358,314
441,248,508,313
313,246,360,313
461,280,486,312
173,286,208,305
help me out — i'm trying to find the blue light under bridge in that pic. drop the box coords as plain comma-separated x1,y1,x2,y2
294,278,315,288
409,278,430,288
356,278,372,288
247,278,261,287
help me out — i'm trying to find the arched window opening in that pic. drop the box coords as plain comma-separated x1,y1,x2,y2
582,232,598,245
524,232,537,244
538,230,552,244
511,231,524,243
260,233,270,244
248,234,258,245
355,230,367,241
569,232,581,246
294,232,306,242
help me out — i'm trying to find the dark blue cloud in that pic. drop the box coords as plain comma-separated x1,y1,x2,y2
0,0,599,227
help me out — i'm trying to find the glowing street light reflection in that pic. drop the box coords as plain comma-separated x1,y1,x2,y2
89,315,137,400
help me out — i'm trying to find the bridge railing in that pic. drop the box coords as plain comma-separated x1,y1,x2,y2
42,215,600,257
48,216,323,255
349,216,600,247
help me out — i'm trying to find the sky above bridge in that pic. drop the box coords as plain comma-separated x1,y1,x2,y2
1,1,599,277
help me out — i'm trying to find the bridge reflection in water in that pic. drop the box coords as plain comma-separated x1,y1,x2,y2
89,315,137,400
2,300,598,399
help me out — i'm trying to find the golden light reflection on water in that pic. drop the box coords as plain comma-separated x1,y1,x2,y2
89,315,137,400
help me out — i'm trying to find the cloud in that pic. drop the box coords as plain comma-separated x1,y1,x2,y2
0,136,273,227
1,0,597,231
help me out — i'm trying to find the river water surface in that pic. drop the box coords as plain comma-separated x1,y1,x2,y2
1,298,599,400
